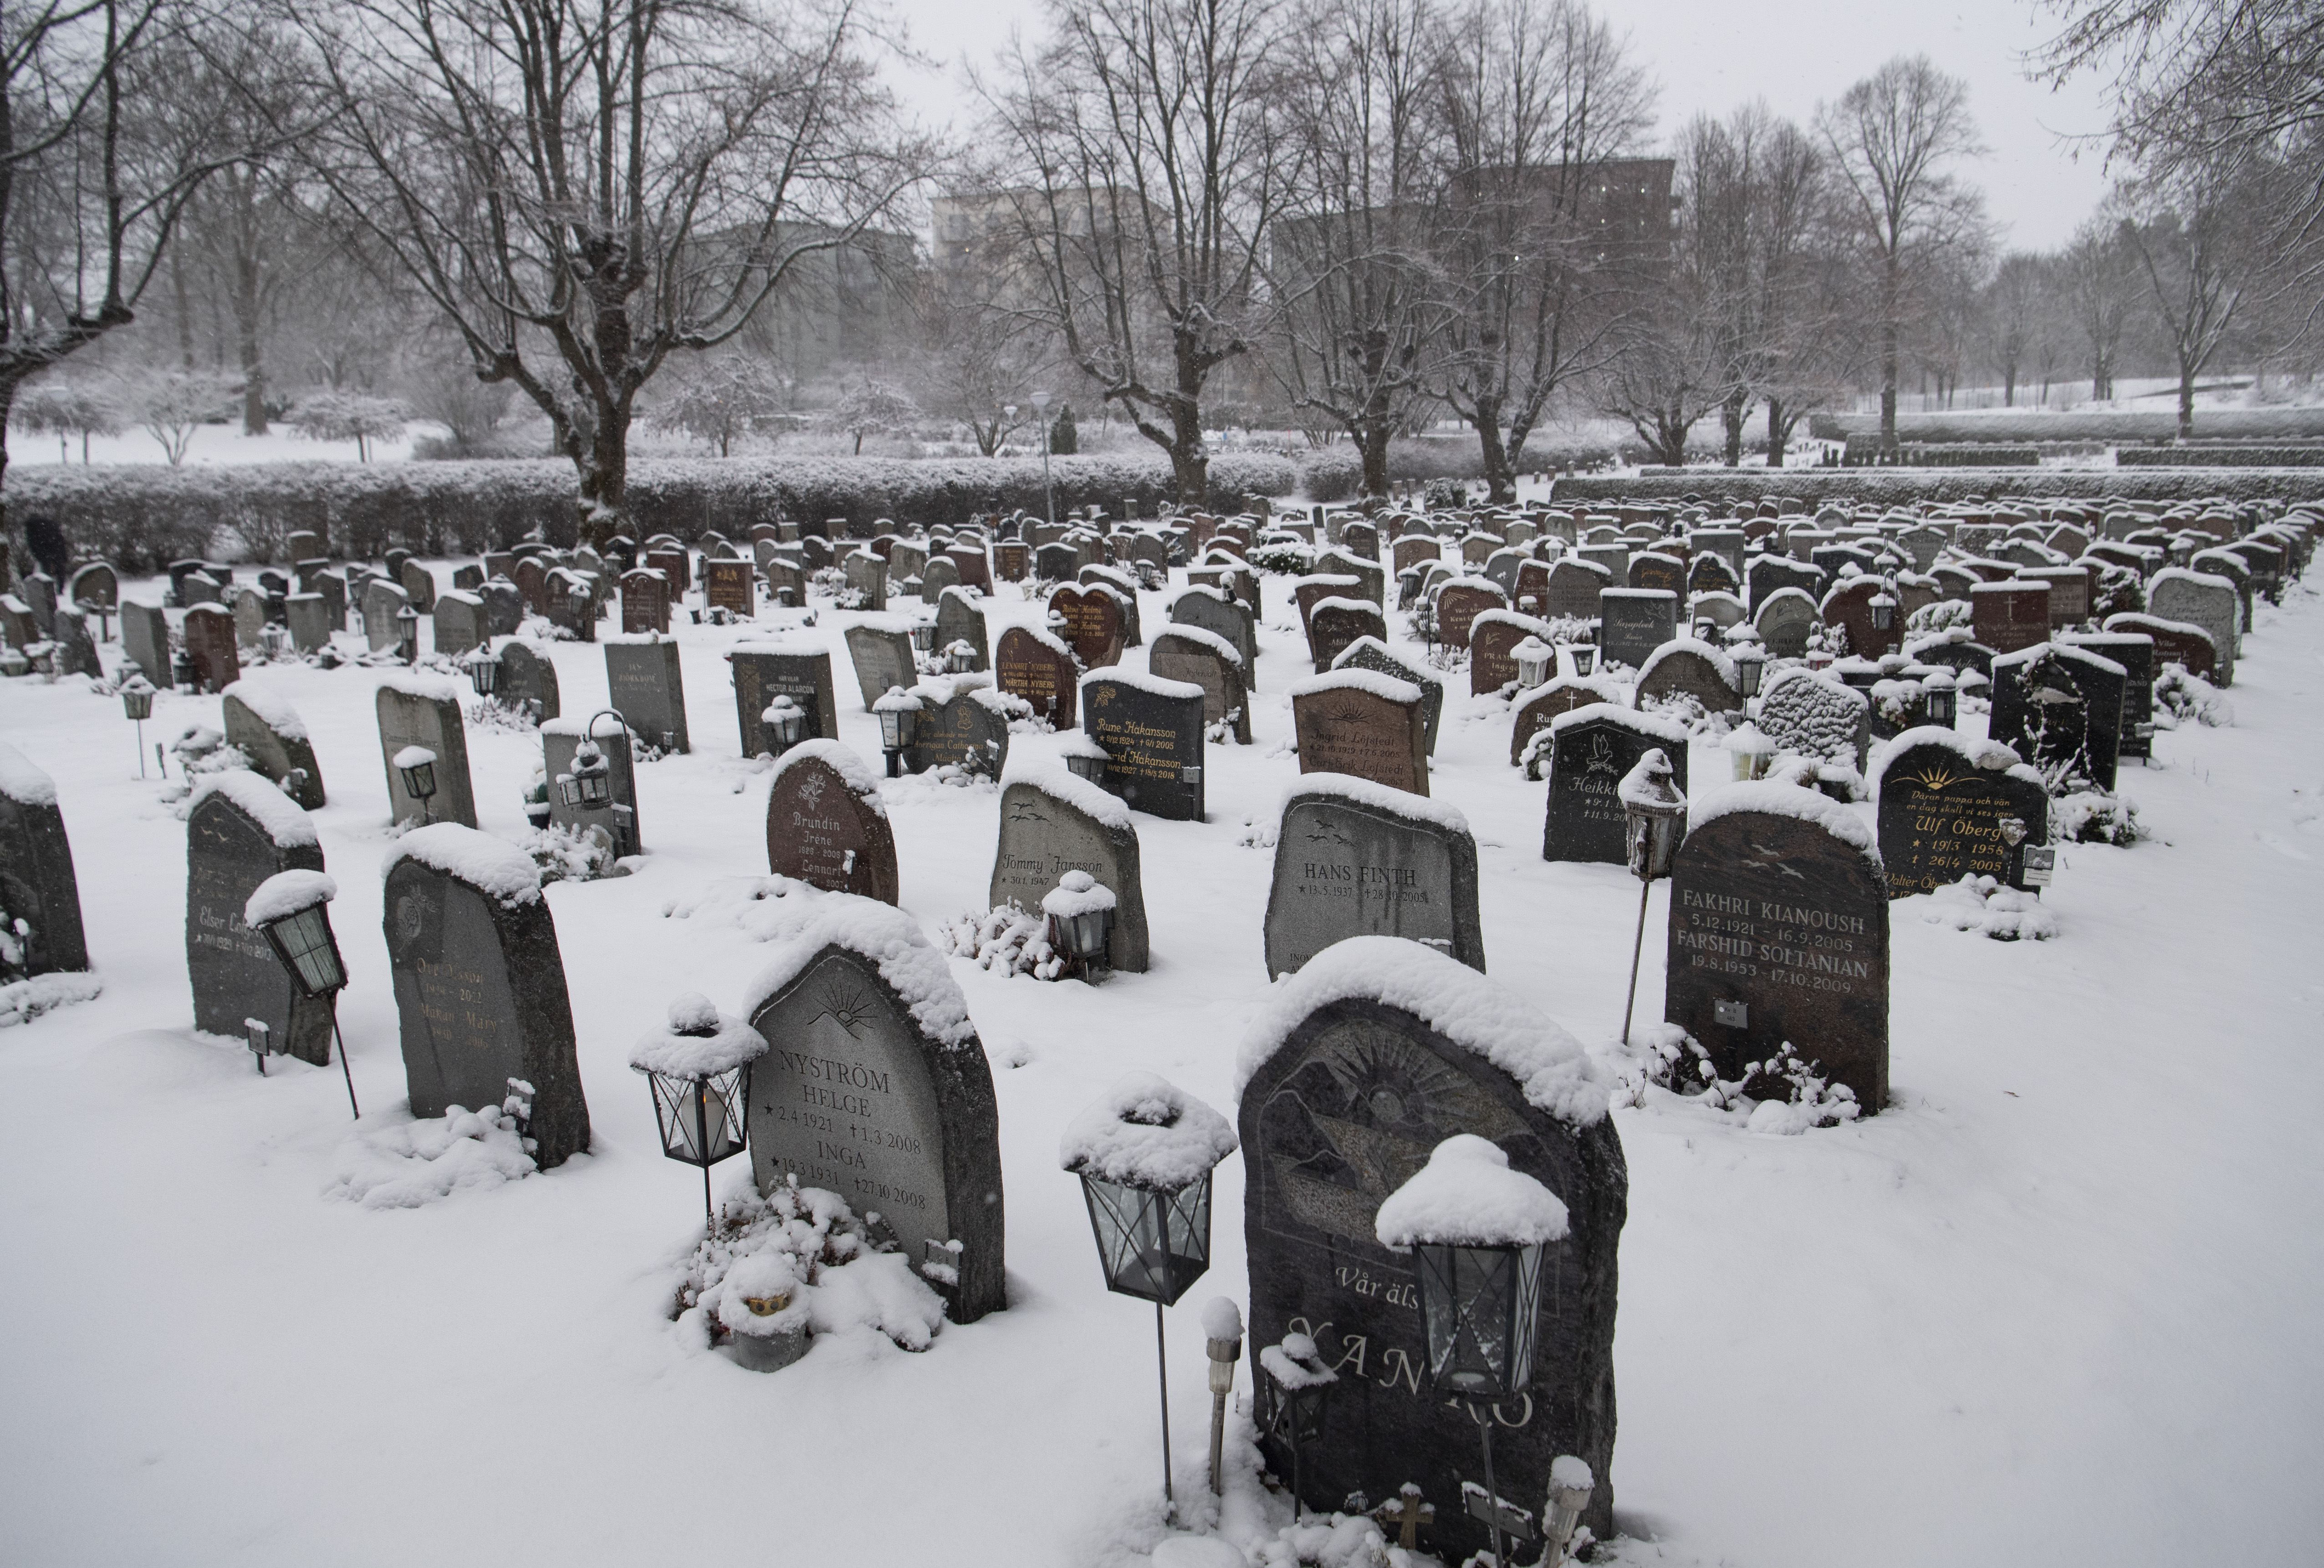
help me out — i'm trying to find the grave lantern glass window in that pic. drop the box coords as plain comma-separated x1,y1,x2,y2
1870,588,1897,631
253,895,347,1000
1922,668,1956,726
173,648,199,692
558,739,612,808
632,997,765,1224
261,623,291,659
1078,1170,1213,1308
1412,1238,1544,1398
121,680,153,722
909,621,936,656
1570,643,1598,677
1042,870,1116,977
1513,636,1553,690
945,639,977,674
395,603,419,661
1733,644,1765,700
465,650,503,698
394,745,439,807
1618,748,1687,1045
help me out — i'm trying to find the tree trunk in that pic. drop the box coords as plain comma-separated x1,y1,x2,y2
1721,390,1746,466
1880,262,1900,448
235,252,268,434
2177,362,2196,439
1467,396,1513,504
1358,417,1391,499
1764,396,1787,468
573,403,631,549
2003,366,2017,407
170,250,198,372
0,402,13,592
1169,397,1210,509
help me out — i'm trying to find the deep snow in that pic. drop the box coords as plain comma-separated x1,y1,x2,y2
1,547,2321,1568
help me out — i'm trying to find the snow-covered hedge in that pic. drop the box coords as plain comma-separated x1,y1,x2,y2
2115,446,2324,468
4,452,1297,569
1808,407,2324,443
1552,471,2324,508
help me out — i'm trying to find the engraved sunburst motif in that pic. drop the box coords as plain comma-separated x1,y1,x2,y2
1904,763,1966,794
807,977,876,1039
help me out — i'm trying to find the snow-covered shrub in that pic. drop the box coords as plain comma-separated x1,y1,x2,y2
2154,665,2233,728
1296,446,1362,503
1906,599,1973,635
1631,1022,1715,1095
1736,1050,1861,1131
938,901,1064,979
1920,875,2059,940
672,1178,947,1352
2053,791,2141,845
1251,541,1315,575
513,821,622,883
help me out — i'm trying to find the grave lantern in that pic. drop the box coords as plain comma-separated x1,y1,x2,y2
1726,721,1775,784
121,677,154,778
244,869,361,1117
1061,733,1110,785
1257,1333,1338,1521
1617,748,1687,1045
1376,1135,1561,1568
395,602,419,662
1542,1457,1597,1568
630,994,766,1226
394,745,439,821
1512,636,1553,690
909,621,937,657
944,638,977,674
1921,667,1956,727
1570,642,1598,677
1042,869,1116,980
1732,643,1766,702
261,622,291,660
465,648,504,699
760,695,807,758
1062,1074,1239,1516
873,685,922,778
172,648,199,692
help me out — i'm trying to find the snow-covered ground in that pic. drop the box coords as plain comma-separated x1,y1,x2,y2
2,554,2320,1567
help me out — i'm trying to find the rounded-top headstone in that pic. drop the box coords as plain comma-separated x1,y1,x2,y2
766,741,899,903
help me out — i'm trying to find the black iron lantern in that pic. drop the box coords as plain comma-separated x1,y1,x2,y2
395,602,420,662
760,695,807,757
1922,668,1957,726
1062,1073,1240,1513
1618,748,1687,1046
1257,1333,1339,1521
1570,642,1598,677
244,869,360,1117
1061,733,1109,785
1042,869,1116,978
466,649,504,698
394,745,439,818
873,685,922,777
1733,643,1765,701
557,734,613,810
631,994,766,1225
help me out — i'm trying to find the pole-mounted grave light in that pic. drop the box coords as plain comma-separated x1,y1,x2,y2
1258,1330,1338,1521
121,676,155,778
393,745,439,823
1732,642,1765,703
630,993,766,1228
1042,869,1116,980
1618,747,1687,1046
1061,1072,1239,1516
1375,1135,1567,1568
242,870,361,1118
873,685,922,778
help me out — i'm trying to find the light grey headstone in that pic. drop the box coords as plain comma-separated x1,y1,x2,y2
990,774,1149,971
375,680,477,827
843,622,916,711
1263,779,1482,978
606,638,689,753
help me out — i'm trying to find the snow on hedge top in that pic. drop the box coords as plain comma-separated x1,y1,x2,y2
0,743,58,807
192,770,318,848
1636,636,1738,687
1237,936,1607,1127
220,681,307,741
1282,772,1471,836
1374,1133,1569,1248
1687,779,1880,860
382,823,542,906
244,869,337,928
1059,1071,1237,1190
735,886,974,1050
1548,702,1693,745
769,739,887,817
1287,667,1420,706
628,993,768,1078
1153,622,1242,667
1868,727,2043,795
1000,744,1133,830
376,670,465,703
1082,666,1204,702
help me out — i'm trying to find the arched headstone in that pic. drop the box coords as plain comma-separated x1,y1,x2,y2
375,675,477,828
187,774,332,1063
767,740,899,903
1264,779,1482,977
222,682,326,809
1871,730,2048,896
989,753,1148,971
1542,705,1693,865
498,639,562,723
0,743,88,976
1289,670,1428,796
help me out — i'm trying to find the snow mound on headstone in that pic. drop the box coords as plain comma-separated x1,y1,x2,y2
381,823,542,906
710,882,975,1049
0,742,58,807
769,738,889,816
192,769,317,849
220,679,308,741
325,1105,536,1209
1060,1072,1237,1189
1688,778,1880,860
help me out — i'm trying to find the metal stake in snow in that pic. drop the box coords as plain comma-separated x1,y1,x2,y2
1200,1298,1242,1496
1617,749,1686,1046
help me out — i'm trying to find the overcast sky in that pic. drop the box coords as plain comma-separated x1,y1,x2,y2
879,0,2121,253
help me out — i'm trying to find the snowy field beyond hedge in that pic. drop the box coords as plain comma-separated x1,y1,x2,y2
2,560,2321,1568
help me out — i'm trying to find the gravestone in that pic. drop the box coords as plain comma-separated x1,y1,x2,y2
1541,706,1693,865
182,604,240,692
1634,641,1742,717
399,558,437,614
1036,542,1079,582
286,593,334,655
1082,671,1205,821
1752,588,1817,660
843,621,918,712
920,557,962,601
730,643,841,752
766,741,899,903
1989,642,2126,792
221,683,326,809
2018,566,2090,628
452,565,484,592
991,756,1149,971
1598,589,1677,671
231,587,268,650
513,557,551,617
1665,787,1890,1109
606,637,690,753
432,591,487,657
995,624,1080,727
622,569,672,636
0,743,89,975
1509,676,1623,769
1820,577,1898,661
1757,668,1872,774
1050,584,1127,670
47,610,100,678
498,640,562,723
1333,637,1443,758
2103,611,2215,682
187,774,332,1064
947,545,992,594
1316,548,1385,608
843,550,888,611
1308,596,1387,672
1686,553,1742,599
1872,731,2048,896
2060,631,2155,763
1393,535,1440,575
703,558,756,619
1289,671,1429,796
383,826,589,1168
67,560,119,613
2147,568,2238,686
1747,554,1824,611
481,580,525,638
375,676,478,828
1263,779,1482,977
1971,581,2051,656
542,715,642,849
741,908,1006,1322
908,678,1022,776
934,587,989,672
1628,552,1685,596
1468,610,1553,697
121,601,170,684
1148,627,1251,743
1431,580,1506,652
1239,941,1624,1554
1171,586,1259,675
994,542,1029,582
286,530,323,562
362,578,411,654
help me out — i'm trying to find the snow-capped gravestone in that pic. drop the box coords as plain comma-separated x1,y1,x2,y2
231,587,267,650
1509,676,1623,769
361,578,409,654
605,636,689,753
1334,637,1443,758
1989,642,2126,792
1665,783,1890,1108
399,558,436,614
702,558,755,620
383,825,589,1168
1308,597,1387,673
766,741,899,903
49,610,101,678
0,744,88,976
480,580,524,638
1469,609,1553,697
375,675,477,828
908,677,1023,775
989,752,1149,972
1542,706,1693,865
2062,631,2156,764
1050,584,1127,670
543,714,641,848
2104,612,2216,682
186,774,332,1064
67,561,117,611
1752,588,1817,660
1170,585,1259,674
1430,580,1504,652
498,640,562,723
621,569,671,635
1757,667,1872,774
183,604,240,692
121,601,170,685
1237,939,1624,1555
933,588,989,672
730,643,840,753
1289,670,1428,797
843,621,917,711
1541,558,1610,620
286,593,333,654
1598,588,1676,671
2146,568,2238,686
221,683,325,809
1148,627,1251,743
995,624,1080,727
432,591,486,657
741,896,1006,1322
1971,580,2052,657
1872,731,2049,897
1263,778,1483,977
1633,640,1742,716
1083,671,1206,821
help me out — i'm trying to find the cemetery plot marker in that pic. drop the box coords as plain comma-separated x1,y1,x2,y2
1872,732,2048,896
990,754,1149,971
1263,779,1483,977
766,741,899,903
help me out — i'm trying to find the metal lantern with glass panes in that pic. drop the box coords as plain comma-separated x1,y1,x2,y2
1725,720,1775,784
173,648,199,692
872,685,922,777
1375,1135,1564,1568
944,638,977,675
242,869,361,1117
1732,641,1765,704
760,695,807,758
629,994,767,1227
1041,869,1116,980
121,677,154,778
261,622,291,660
909,621,937,658
1061,1073,1240,1514
1920,666,1957,727
1617,747,1687,1045
1569,641,1598,677
465,648,504,701
1257,1332,1338,1521
393,745,439,822
395,603,419,662
1059,730,1110,785
1512,636,1553,690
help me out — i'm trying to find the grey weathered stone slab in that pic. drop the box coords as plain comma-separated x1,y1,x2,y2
730,643,840,753
1990,641,2126,793
1752,588,1817,660
907,677,1020,777
121,601,170,684
606,637,689,753
1290,671,1428,796
432,591,486,657
187,774,332,1064
287,594,335,655
498,640,562,723
375,677,477,828
1149,627,1251,744
2147,568,2238,686
183,604,240,692
1263,779,1481,977
990,764,1148,971
1634,641,1742,716
1170,585,1258,677
222,683,326,809
50,610,102,678
843,621,917,711
934,587,989,672
399,559,437,613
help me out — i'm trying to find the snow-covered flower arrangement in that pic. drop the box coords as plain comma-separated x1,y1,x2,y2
939,900,1065,979
671,1177,947,1353
2154,664,2233,728
1613,1025,1860,1131
325,1079,539,1208
1920,874,2059,941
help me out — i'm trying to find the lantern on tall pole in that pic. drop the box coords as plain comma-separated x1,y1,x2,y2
1617,748,1687,1045
121,677,155,778
242,870,361,1118
630,994,766,1227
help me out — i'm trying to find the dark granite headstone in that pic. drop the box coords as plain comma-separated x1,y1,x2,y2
1634,642,1742,716
1748,555,1824,611
1541,706,1693,865
995,624,1080,727
2103,612,2213,682
1050,584,1126,670
1432,580,1506,651
1597,589,1676,671
907,678,1020,776
187,776,332,1064
1971,580,2051,656
182,604,240,692
990,764,1148,970
498,640,562,723
843,621,918,711
843,550,888,611
1263,780,1481,976
1308,597,1387,673
0,744,88,974
1170,585,1259,675
766,742,899,902
1752,588,1817,660
383,828,589,1167
730,644,841,751
703,558,756,619
221,684,326,809
67,561,118,613
286,593,333,654
230,587,267,650
606,637,690,753
1872,732,2048,896
375,677,478,828
451,564,485,592
1468,609,1553,697
621,569,672,636
1509,676,1622,770
2061,631,2155,762
432,591,486,657
1240,951,1624,1554
1082,672,1205,821
513,557,551,617
542,716,641,848
481,580,525,638
1148,627,1251,743
1628,552,1685,595
933,588,989,672
399,559,437,614
1291,672,1428,796
1665,791,1890,1109
286,530,323,562
1990,642,2125,792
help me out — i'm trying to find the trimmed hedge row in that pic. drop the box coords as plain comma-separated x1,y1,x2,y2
3,452,1298,570
1841,443,2044,467
2116,446,2324,468
1808,407,2324,443
1557,469,2324,508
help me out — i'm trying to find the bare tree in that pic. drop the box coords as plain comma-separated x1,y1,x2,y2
975,0,1288,507
1429,0,1655,502
1982,251,2049,406
2064,212,2137,400
2123,153,2285,436
1816,54,1987,448
288,0,927,540
912,275,1052,456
